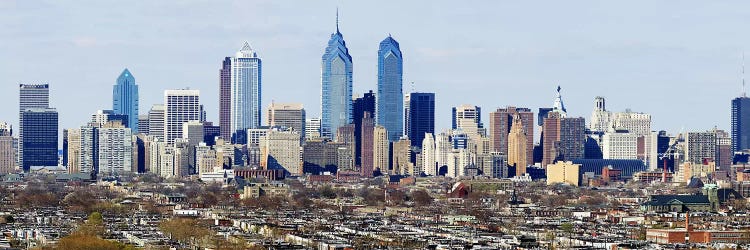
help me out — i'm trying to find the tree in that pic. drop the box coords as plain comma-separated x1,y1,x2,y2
55,234,136,250
77,212,106,237
560,222,574,247
159,218,213,246
319,185,337,199
411,190,433,207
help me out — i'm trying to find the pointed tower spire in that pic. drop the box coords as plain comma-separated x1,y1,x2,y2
336,7,340,33
743,52,746,97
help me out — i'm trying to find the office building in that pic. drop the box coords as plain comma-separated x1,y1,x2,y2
452,105,483,136
0,123,14,174
260,128,301,176
542,112,585,167
267,103,305,136
19,84,50,165
91,110,128,128
230,42,262,143
305,117,321,139
220,57,232,140
373,125,389,175
148,104,165,140
66,128,81,173
137,114,149,134
732,95,750,152
353,91,375,165
321,17,353,139
685,131,716,164
421,133,436,176
405,92,435,148
589,96,610,132
112,68,139,133
488,106,533,165
360,112,375,177
507,113,528,176
21,108,58,172
164,89,201,144
182,120,204,146
602,129,638,159
391,138,412,175
376,35,403,141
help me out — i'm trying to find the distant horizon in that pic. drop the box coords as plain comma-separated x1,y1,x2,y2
2,1,748,138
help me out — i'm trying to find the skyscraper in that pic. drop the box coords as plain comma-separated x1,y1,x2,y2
230,42,262,143
360,112,375,177
507,113,528,176
0,123,14,174
732,96,750,152
19,84,50,165
220,57,232,140
148,104,165,140
21,108,58,171
353,91,375,166
98,122,133,175
376,35,403,141
452,105,483,136
112,69,139,133
267,103,306,138
421,133,436,176
373,125,389,175
305,117,321,139
164,89,201,144
542,113,586,167
589,96,610,132
488,106,534,165
405,92,435,148
321,15,353,139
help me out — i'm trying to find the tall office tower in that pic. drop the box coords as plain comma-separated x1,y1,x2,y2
452,105,483,136
732,95,750,152
610,110,651,136
488,106,533,164
66,128,81,173
353,91,376,165
321,15,353,139
79,126,98,174
259,128,301,176
148,104,165,140
137,115,149,134
202,121,221,146
0,123,14,174
305,117,321,139
685,130,716,164
391,138,412,175
173,139,192,176
19,84,50,165
112,69,139,133
421,133,436,175
132,134,144,173
541,112,585,167
267,103,306,136
360,112,375,177
20,108,58,171
589,96,611,132
376,35,403,141
507,113,528,176
230,42,262,143
164,89,201,144
182,120,204,146
602,129,638,159
435,131,451,173
97,122,133,175
373,125,389,175
405,92,435,148
219,57,232,140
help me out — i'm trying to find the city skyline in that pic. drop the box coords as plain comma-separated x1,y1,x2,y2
1,1,748,136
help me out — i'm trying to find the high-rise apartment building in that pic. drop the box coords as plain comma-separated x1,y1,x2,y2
452,105,483,136
267,103,305,137
148,104,165,140
373,125,389,175
732,96,750,152
353,91,375,166
685,131,716,164
321,18,353,139
19,84,50,166
405,92,435,148
21,108,58,171
98,122,133,175
138,115,149,134
230,42,262,143
421,133,436,176
79,126,98,174
376,35,403,141
488,106,533,165
164,90,201,144
219,57,232,140
112,69,139,133
602,129,638,159
66,128,81,173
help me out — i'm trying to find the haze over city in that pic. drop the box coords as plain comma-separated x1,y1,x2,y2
1,0,747,133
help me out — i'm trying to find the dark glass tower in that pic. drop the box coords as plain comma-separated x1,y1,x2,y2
112,69,139,133
732,96,750,152
376,35,403,141
21,108,58,172
219,57,231,140
353,91,375,166
405,92,435,148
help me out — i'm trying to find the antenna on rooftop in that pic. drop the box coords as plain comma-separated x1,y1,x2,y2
743,52,746,97
411,81,415,93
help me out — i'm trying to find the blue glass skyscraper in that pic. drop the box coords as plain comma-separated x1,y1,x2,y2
113,69,139,133
377,35,403,142
321,16,353,139
230,42,262,143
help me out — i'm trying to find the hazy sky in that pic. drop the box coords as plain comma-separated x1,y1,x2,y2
1,1,747,136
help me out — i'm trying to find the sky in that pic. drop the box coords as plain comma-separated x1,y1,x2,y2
0,0,748,138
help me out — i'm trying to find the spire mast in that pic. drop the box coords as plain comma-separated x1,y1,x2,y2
336,7,340,33
743,52,746,97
